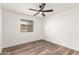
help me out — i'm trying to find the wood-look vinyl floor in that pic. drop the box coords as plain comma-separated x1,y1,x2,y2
1,40,79,55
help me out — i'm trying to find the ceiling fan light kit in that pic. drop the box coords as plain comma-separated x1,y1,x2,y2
29,3,53,17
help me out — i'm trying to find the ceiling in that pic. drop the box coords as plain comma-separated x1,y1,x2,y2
1,3,79,18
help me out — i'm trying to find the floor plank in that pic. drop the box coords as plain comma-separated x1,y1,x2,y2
1,40,79,55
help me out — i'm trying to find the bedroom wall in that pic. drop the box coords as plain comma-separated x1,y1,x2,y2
0,6,2,53
2,9,43,48
43,7,79,51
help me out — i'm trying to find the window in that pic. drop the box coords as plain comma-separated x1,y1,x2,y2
20,19,33,32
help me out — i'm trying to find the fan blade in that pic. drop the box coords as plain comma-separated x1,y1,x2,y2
40,3,46,11
33,12,39,16
42,13,45,17
29,8,38,11
42,9,53,12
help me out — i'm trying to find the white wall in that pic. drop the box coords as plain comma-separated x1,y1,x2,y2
2,9,43,48
44,7,79,51
0,6,2,53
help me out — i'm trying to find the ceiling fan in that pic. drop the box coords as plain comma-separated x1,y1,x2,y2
29,3,53,17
